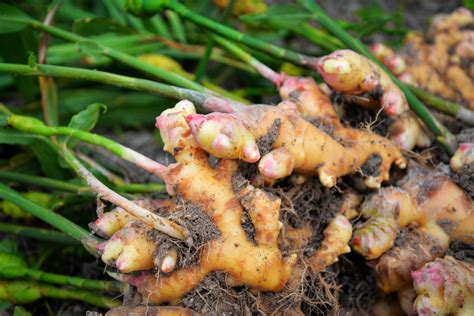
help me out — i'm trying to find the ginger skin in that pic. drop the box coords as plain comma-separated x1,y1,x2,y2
317,49,430,150
351,163,473,293
117,101,297,304
411,256,474,315
373,9,474,110
187,92,405,188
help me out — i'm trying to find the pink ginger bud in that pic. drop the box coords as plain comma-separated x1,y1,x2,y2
155,100,197,153
99,222,155,273
185,112,260,162
450,143,474,171
258,148,294,179
317,50,366,93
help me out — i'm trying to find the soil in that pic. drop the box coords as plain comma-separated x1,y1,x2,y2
167,199,221,267
361,153,382,177
447,240,474,263
269,176,342,254
256,118,281,156
452,163,474,200
333,252,380,313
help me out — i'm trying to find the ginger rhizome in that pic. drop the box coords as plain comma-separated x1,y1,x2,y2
411,256,474,315
350,163,473,294
98,100,297,304
186,90,405,189
317,49,431,150
372,8,474,110
92,92,407,307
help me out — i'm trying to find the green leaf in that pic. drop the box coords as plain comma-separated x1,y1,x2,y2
68,103,107,131
62,103,106,147
30,139,69,179
240,4,312,29
13,306,32,316
0,238,20,256
464,0,474,9
27,52,37,68
0,3,32,34
75,40,105,62
0,129,35,145
73,17,134,36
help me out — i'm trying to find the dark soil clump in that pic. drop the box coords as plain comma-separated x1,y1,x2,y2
157,200,220,267
334,253,380,313
451,163,474,200
361,153,382,177
181,271,254,315
447,240,474,263
256,118,281,156
269,176,341,254
456,128,474,143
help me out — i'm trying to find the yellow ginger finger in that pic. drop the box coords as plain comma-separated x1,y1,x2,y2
277,75,407,187
278,76,342,127
317,49,408,117
91,199,173,237
351,187,419,260
398,286,417,315
411,256,474,315
339,190,362,220
98,221,156,273
258,147,295,180
446,65,474,109
118,101,297,304
307,214,352,271
186,102,405,188
317,49,430,150
373,221,450,294
367,163,473,293
451,143,474,172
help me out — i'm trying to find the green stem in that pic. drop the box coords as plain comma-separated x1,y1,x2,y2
194,0,236,82
0,170,165,194
0,183,100,253
214,35,281,83
301,0,457,153
125,0,319,67
294,23,345,52
0,280,119,308
0,267,121,292
0,223,79,245
41,284,120,308
7,114,168,178
0,63,245,112
0,17,213,94
0,171,91,194
408,85,474,124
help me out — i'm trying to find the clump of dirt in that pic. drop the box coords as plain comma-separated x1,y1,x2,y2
269,176,341,253
451,163,474,200
256,118,281,155
240,211,256,242
447,240,474,263
331,93,391,136
394,227,411,247
361,153,382,177
156,199,220,267
181,271,254,314
333,253,380,312
309,117,335,135
456,128,474,143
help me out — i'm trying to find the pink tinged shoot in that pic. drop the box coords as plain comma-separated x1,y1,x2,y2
450,143,474,171
185,112,260,162
258,148,294,179
99,223,155,273
382,91,406,116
